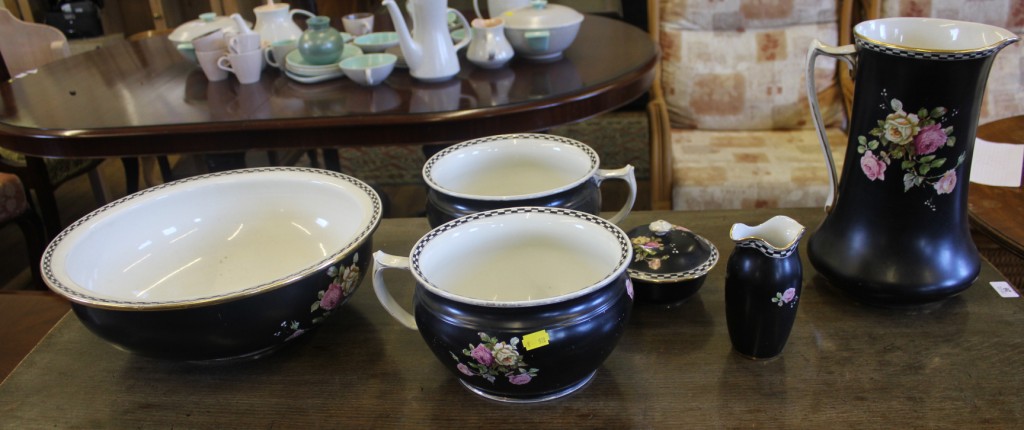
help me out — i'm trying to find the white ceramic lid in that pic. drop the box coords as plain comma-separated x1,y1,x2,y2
168,13,244,43
502,0,583,30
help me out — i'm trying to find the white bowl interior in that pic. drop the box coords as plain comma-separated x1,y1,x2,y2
855,18,1017,52
425,135,597,199
46,169,378,305
414,210,627,305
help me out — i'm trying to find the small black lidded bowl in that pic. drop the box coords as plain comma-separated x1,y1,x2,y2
627,220,719,305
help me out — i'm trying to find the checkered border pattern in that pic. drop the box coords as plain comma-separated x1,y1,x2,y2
735,239,798,258
628,237,720,283
422,133,600,186
411,207,631,283
856,38,1011,61
42,167,382,306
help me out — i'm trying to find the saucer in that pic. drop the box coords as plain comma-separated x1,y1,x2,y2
284,69,345,84
285,45,363,75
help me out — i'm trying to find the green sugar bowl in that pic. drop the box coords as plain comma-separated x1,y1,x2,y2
298,16,345,65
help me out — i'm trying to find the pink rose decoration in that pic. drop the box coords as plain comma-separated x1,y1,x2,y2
860,151,887,181
508,373,532,385
934,170,957,195
914,124,947,155
320,283,343,310
648,258,662,271
471,344,494,366
457,363,474,376
781,287,797,304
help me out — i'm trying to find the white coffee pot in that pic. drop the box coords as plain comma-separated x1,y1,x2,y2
383,0,470,82
252,0,315,47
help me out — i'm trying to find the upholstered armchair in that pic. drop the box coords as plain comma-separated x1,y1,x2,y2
649,0,850,211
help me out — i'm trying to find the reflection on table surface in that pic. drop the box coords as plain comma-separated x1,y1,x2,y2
0,14,655,158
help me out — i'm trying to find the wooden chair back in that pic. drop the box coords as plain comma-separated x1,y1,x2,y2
0,8,71,77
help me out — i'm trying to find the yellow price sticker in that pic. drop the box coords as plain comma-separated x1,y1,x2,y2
521,330,550,351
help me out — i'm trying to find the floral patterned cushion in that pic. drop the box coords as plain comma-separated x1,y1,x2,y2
875,0,1024,124
0,172,29,222
659,0,845,129
669,128,847,210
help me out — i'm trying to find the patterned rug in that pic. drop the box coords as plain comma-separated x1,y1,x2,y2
330,111,651,185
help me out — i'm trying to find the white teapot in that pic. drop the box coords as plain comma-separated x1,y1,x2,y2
252,0,315,46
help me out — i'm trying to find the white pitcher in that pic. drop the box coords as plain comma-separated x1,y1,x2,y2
252,1,315,47
383,0,470,82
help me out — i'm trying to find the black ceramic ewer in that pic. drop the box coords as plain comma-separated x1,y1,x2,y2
725,216,805,360
806,18,1019,306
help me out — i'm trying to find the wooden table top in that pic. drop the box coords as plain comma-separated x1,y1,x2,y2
0,14,655,158
1,208,1021,427
970,115,1024,258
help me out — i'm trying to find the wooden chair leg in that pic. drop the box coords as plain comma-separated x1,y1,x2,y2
157,156,173,182
322,148,341,172
24,156,61,240
120,157,140,195
14,209,47,289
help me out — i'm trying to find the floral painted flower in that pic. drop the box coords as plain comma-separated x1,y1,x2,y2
914,124,947,155
492,342,520,367
772,287,798,308
455,333,539,386
858,97,964,201
934,170,957,195
508,373,533,385
781,287,796,303
320,282,343,310
883,110,920,145
648,258,662,270
860,151,887,181
471,343,494,366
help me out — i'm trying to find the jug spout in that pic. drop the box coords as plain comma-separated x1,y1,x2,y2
382,0,422,72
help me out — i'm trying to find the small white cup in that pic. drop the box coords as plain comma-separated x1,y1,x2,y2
218,50,263,84
342,12,374,37
196,49,229,81
264,39,297,69
340,53,396,86
192,29,227,53
228,32,262,54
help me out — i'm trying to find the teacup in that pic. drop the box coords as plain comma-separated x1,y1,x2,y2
228,32,262,54
191,28,228,53
372,207,634,402
422,134,636,228
264,39,298,69
339,53,396,86
342,12,374,36
353,31,399,53
196,49,229,81
218,50,263,84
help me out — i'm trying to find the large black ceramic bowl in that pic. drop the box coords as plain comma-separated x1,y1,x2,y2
42,167,382,361
373,207,634,402
422,134,636,228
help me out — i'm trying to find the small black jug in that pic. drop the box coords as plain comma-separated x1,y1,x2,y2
725,216,805,360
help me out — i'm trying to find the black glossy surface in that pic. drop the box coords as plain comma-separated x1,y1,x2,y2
412,272,632,400
72,240,372,361
725,243,802,360
809,45,993,306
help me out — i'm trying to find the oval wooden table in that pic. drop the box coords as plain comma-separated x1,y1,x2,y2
0,14,656,237
0,15,654,157
970,115,1024,259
